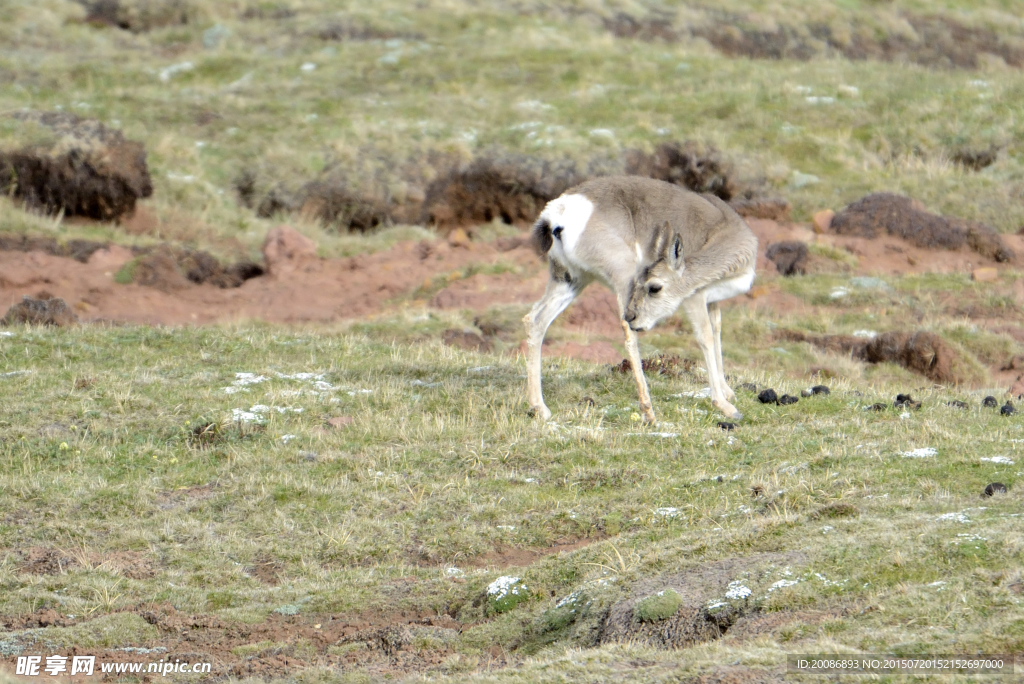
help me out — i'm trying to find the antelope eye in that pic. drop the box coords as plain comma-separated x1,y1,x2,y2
647,284,663,295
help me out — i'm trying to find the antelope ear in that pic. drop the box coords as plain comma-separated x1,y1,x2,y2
669,234,684,271
655,221,673,261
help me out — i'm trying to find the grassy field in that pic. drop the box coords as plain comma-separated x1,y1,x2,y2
3,0,1024,682
0,322,1022,682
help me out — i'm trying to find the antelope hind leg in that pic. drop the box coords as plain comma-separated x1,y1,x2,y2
708,301,735,403
523,278,578,420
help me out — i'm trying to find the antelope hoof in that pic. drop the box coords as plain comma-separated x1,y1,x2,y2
642,408,657,424
528,405,553,421
725,390,737,403
713,400,742,421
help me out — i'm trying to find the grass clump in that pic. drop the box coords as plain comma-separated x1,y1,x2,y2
634,589,684,623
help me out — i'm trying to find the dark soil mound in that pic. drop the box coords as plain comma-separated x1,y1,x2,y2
127,246,264,290
729,196,791,221
83,0,201,32
765,241,808,276
0,111,152,221
613,354,696,378
0,233,107,262
830,193,1014,262
424,154,593,231
779,329,968,384
952,146,999,171
624,141,735,200
2,294,78,326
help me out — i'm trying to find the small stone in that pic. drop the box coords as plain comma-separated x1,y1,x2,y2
757,388,778,404
448,228,471,248
300,451,318,462
717,421,736,431
801,388,813,398
779,394,799,405
946,400,968,409
812,209,835,234
983,396,998,408
327,416,354,428
746,285,772,299
983,482,1008,497
811,385,830,395
740,382,758,392
972,267,998,282
1000,402,1016,416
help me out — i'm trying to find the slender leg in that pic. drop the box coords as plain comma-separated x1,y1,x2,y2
681,296,742,419
708,301,735,403
523,276,579,420
621,320,656,424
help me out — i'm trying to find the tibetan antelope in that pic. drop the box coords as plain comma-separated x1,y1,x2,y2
523,175,757,423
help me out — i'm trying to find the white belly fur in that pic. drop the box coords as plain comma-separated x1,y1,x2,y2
540,194,594,271
703,269,755,303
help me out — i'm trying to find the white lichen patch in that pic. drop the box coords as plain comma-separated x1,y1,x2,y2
981,456,1014,465
487,576,525,600
936,511,971,524
653,507,679,518
725,581,752,600
768,578,801,592
902,447,937,458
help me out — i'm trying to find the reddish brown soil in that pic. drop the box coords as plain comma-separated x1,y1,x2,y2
0,604,476,681
2,217,1022,376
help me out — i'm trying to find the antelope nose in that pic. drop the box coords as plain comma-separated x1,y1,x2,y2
624,312,637,323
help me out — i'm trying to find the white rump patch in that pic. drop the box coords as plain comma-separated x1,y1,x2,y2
540,193,594,265
704,269,755,303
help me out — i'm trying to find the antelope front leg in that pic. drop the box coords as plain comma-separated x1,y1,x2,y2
621,320,656,424
681,297,742,420
708,301,735,403
523,278,578,420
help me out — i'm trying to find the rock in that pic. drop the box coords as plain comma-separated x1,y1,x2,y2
983,482,1008,497
2,295,78,327
812,209,835,234
447,227,471,248
779,394,798,405
262,225,318,276
87,244,135,272
811,385,830,395
801,388,813,398
299,451,318,462
717,421,736,431
327,416,354,428
757,389,778,404
0,111,152,221
1000,402,1016,416
765,241,808,276
972,267,999,282
983,396,999,408
746,285,771,299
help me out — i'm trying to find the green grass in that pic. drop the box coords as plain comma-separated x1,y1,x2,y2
0,323,1022,681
